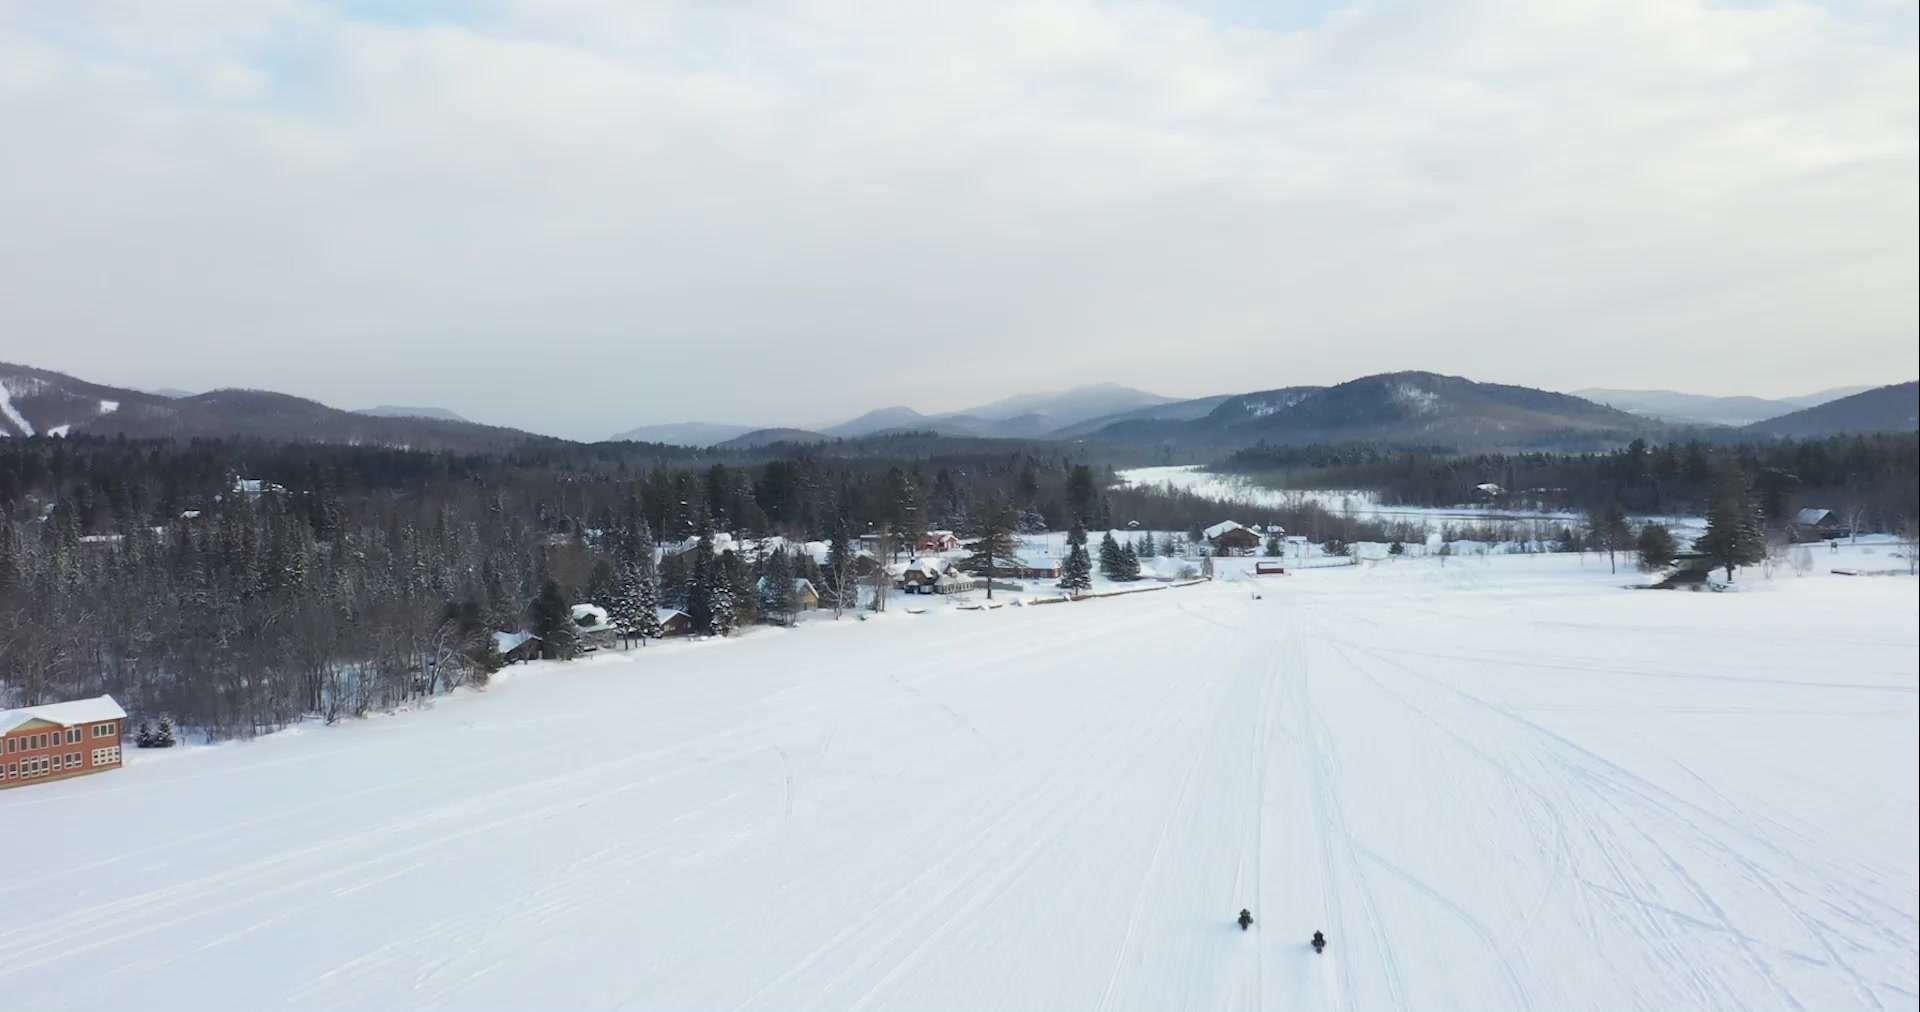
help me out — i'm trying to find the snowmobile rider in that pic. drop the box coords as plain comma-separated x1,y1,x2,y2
1237,909,1253,931
1311,930,1327,953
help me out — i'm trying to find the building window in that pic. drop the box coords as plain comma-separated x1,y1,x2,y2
67,728,81,744
4,738,12,752
92,723,116,737
68,753,81,768
92,746,121,766
4,762,13,777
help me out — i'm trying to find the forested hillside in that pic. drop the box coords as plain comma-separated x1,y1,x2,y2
1218,433,1920,529
0,435,1237,737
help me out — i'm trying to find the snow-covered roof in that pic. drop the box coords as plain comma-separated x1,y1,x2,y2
656,608,689,624
663,533,739,558
493,631,539,654
571,604,614,632
894,558,955,579
1203,521,1246,539
755,577,818,595
1795,508,1832,526
1475,482,1504,494
0,694,127,735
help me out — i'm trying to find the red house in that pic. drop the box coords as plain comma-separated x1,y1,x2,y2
1,695,127,790
919,531,962,552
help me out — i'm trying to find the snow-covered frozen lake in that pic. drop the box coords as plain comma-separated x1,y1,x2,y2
2,553,1914,1011
1117,464,1708,536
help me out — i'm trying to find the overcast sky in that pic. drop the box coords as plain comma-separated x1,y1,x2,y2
2,0,1915,440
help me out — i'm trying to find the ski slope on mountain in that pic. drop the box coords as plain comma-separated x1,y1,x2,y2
2,556,1915,1011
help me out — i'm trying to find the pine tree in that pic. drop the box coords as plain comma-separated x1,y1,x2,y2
1097,531,1126,580
1696,465,1766,580
759,549,796,626
611,561,649,647
961,498,1022,599
708,555,737,636
685,515,715,633
1264,533,1282,557
1636,523,1678,571
1118,542,1142,581
530,578,578,659
1065,465,1098,526
1058,522,1093,593
634,565,663,640
1136,533,1156,559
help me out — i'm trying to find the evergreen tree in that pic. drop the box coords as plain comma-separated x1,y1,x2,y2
685,515,715,633
708,553,738,636
719,547,754,627
1636,523,1678,571
1696,466,1766,580
1058,522,1093,593
759,549,797,626
1118,541,1142,581
1097,531,1127,579
1264,533,1282,557
1065,465,1098,526
1136,533,1156,559
611,561,649,646
961,498,1022,599
1388,540,1404,556
529,578,578,660
634,565,663,640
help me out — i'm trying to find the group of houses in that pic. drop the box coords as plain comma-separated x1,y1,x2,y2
492,603,702,664
1,695,128,791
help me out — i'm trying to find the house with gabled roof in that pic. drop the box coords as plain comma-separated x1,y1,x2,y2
1204,520,1262,553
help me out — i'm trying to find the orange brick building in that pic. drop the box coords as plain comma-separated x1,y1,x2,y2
1,695,127,790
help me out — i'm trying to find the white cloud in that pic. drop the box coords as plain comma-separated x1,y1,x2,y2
0,0,1912,439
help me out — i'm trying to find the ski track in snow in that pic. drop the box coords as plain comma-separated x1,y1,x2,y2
1,554,1915,1011
0,383,33,436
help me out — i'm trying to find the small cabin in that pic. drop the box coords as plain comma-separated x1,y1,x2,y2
571,604,620,650
492,630,543,665
755,577,821,611
1204,521,1262,553
918,531,962,553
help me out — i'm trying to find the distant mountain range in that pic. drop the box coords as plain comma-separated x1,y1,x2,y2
1574,386,1874,426
354,405,469,423
608,421,763,446
1740,382,1918,439
0,362,546,451
814,383,1179,440
1079,373,1660,449
7,359,1912,454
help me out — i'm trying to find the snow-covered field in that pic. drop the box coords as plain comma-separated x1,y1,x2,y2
3,555,1915,1011
1118,464,1709,539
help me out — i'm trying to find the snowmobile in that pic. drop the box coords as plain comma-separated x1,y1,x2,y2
1311,930,1327,954
1237,909,1253,931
